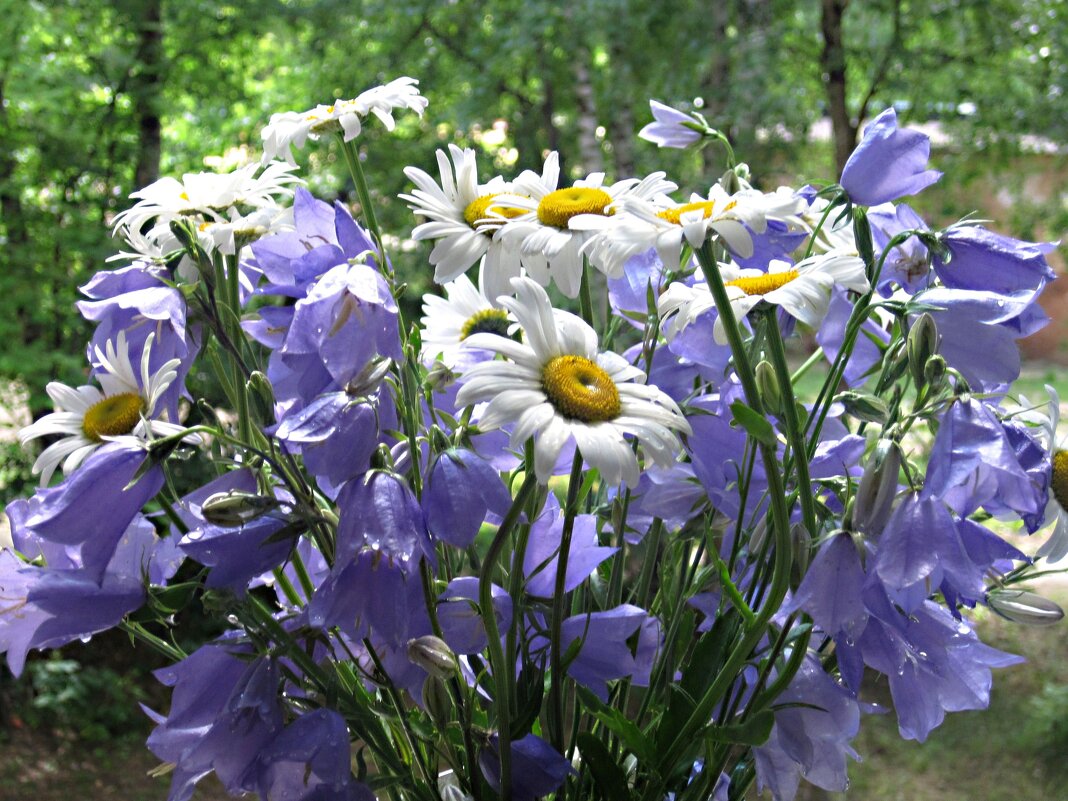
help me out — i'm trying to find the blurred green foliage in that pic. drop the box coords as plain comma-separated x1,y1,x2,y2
0,0,1064,417
21,655,147,742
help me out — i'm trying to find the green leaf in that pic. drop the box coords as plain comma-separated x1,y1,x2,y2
701,710,775,746
576,733,633,801
575,686,657,766
728,400,777,447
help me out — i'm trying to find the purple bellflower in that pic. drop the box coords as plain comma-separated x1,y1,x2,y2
423,449,513,548
638,100,704,149
13,442,163,581
754,654,861,801
175,469,294,594
840,108,942,206
479,733,575,801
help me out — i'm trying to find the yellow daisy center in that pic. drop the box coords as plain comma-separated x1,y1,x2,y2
657,201,717,225
1052,450,1068,512
536,187,614,229
541,355,621,423
725,270,800,296
461,308,511,340
82,392,146,442
462,193,526,232
657,199,737,225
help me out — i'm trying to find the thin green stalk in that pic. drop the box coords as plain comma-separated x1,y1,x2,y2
339,136,388,272
119,621,186,662
763,311,818,537
272,566,303,607
479,471,539,801
547,451,585,751
641,242,796,801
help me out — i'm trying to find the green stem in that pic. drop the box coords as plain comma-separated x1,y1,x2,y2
339,136,388,273
642,242,796,800
547,451,585,751
763,311,818,537
479,471,539,801
119,621,186,662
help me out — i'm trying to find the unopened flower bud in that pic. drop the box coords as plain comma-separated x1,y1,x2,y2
907,313,940,388
422,675,453,728
408,635,456,678
924,355,947,391
345,356,393,399
426,359,458,392
201,490,280,527
246,371,276,425
882,338,910,386
854,439,901,536
834,390,889,424
755,359,783,415
987,589,1065,627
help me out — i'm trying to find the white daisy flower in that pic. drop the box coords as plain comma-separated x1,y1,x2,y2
18,333,189,485
578,185,807,277
261,77,428,166
420,271,515,371
196,204,295,255
658,251,869,344
113,161,302,248
455,277,691,487
400,144,525,300
1034,385,1068,563
491,153,677,298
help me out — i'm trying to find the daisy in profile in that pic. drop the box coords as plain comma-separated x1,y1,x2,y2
491,153,676,298
113,161,301,235
261,77,428,165
578,185,805,277
1035,385,1068,562
18,333,188,485
658,251,869,344
419,271,515,371
455,277,690,487
400,144,525,300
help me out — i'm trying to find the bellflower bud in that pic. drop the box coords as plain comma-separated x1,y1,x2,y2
201,490,281,527
835,390,889,424
907,312,940,388
987,589,1065,627
408,635,457,678
755,359,783,416
854,439,901,536
924,354,947,391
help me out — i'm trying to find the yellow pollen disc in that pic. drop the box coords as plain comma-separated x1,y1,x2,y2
536,187,614,228
463,193,526,231
657,200,717,225
542,355,621,423
461,308,511,340
82,392,146,442
725,270,800,296
179,191,190,201
1052,450,1068,512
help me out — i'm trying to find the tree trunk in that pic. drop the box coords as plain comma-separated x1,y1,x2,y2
821,0,856,177
132,0,163,189
572,53,604,175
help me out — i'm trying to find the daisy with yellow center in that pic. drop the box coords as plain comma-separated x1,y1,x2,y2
1034,385,1068,563
261,77,428,166
18,332,189,485
420,271,515,371
490,153,677,298
658,251,869,345
577,185,807,278
455,277,690,487
401,145,526,301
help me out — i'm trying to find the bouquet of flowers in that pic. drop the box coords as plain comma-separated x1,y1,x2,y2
2,78,1063,801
